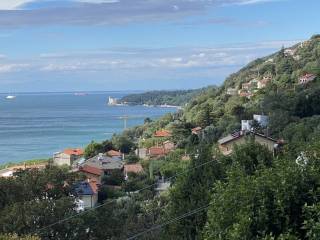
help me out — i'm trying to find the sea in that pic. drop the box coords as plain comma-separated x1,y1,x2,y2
0,92,177,164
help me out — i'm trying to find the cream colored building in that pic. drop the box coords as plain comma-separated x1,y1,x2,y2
218,131,277,156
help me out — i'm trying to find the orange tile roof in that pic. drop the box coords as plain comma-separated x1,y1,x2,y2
80,165,103,176
149,147,168,156
63,148,84,156
107,150,122,157
154,130,172,137
124,164,144,174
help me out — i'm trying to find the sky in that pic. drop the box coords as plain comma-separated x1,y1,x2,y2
0,0,319,92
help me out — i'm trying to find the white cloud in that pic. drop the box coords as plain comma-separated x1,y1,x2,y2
74,0,120,3
0,63,30,73
0,0,34,10
224,0,284,5
0,0,285,27
0,39,301,75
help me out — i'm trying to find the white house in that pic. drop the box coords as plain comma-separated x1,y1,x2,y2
299,73,316,84
241,120,253,131
53,148,84,166
253,115,269,128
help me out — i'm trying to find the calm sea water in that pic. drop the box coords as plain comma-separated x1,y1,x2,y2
0,92,176,164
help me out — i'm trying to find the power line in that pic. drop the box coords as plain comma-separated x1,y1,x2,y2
126,203,213,240
33,157,217,235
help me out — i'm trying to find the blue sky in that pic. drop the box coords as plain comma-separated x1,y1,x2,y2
0,0,319,92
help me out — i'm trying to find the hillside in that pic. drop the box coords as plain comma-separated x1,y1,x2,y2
119,89,203,106
183,35,320,145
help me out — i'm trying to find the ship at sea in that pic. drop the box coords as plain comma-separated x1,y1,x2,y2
74,92,88,96
5,95,16,100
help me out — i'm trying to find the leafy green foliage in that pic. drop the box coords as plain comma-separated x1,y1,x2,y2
164,144,224,239
120,89,203,106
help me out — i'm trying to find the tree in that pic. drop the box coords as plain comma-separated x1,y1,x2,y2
0,166,81,239
164,144,223,239
203,141,320,240
84,141,104,159
112,135,135,154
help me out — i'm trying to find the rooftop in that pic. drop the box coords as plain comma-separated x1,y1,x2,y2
107,150,122,157
149,147,168,156
124,163,144,174
74,181,98,196
64,148,84,156
218,131,277,145
79,165,103,176
154,130,172,138
83,154,124,170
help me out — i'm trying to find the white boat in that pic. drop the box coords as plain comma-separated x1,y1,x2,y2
5,95,16,100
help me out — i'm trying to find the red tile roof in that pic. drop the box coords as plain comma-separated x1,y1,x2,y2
124,164,144,174
149,147,168,156
107,150,122,157
63,148,84,156
80,165,103,176
154,130,172,137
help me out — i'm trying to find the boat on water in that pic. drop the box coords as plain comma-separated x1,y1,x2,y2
5,95,16,100
74,92,88,96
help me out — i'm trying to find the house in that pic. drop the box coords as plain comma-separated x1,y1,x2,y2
241,120,253,131
226,88,238,96
241,115,269,132
163,140,175,151
82,153,124,175
249,79,258,89
79,165,103,184
107,150,123,159
218,131,278,156
253,114,269,128
154,130,172,138
284,48,296,57
135,148,148,159
258,76,272,89
74,180,99,209
124,163,144,180
53,148,84,166
242,83,250,90
191,127,202,135
238,89,252,98
148,147,169,158
299,73,316,84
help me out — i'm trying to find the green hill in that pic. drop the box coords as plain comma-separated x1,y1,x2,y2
183,35,320,143
119,89,204,106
